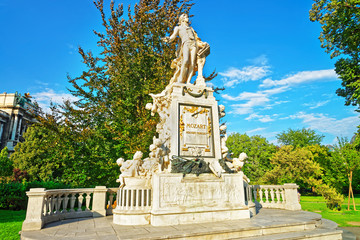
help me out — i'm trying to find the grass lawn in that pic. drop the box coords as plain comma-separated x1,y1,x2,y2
301,194,360,227
0,210,26,240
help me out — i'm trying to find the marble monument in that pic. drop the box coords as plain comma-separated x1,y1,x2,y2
113,14,252,226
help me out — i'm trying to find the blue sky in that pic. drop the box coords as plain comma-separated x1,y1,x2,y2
0,0,359,145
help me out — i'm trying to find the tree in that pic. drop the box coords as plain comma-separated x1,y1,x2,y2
262,145,344,210
310,0,360,111
0,147,13,181
12,0,193,186
226,133,277,183
306,144,348,193
276,128,324,147
331,137,360,210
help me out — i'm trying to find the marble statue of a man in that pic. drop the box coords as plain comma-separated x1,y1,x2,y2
163,14,209,85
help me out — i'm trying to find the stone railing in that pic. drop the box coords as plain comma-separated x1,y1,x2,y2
22,186,115,231
245,183,301,211
116,188,152,211
106,188,118,215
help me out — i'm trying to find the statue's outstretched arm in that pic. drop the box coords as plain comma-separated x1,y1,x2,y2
163,26,179,43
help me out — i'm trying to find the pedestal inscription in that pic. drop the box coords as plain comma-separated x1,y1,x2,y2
178,104,214,157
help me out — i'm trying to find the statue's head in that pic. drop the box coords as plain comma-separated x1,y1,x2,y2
133,151,143,160
179,13,189,25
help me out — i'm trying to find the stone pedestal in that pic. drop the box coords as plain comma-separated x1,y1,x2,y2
22,188,46,231
113,178,152,225
168,83,222,162
150,173,250,226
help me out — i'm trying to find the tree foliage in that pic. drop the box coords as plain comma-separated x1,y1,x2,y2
262,145,344,210
276,128,324,147
310,0,360,111
12,0,193,187
0,147,13,180
226,133,277,183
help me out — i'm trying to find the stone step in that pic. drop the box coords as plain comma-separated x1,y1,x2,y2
230,228,342,240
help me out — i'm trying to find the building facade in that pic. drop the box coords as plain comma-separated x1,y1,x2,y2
0,92,37,153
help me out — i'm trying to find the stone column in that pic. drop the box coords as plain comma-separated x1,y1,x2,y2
92,186,108,217
284,183,301,210
16,117,22,140
10,114,18,140
22,188,47,231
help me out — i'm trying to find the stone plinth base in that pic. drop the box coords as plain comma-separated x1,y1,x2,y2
113,209,150,225
151,208,250,226
150,173,250,226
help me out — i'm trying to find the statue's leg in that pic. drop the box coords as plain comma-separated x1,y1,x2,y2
179,45,190,83
186,47,197,84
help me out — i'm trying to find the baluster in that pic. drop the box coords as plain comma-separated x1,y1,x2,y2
276,188,280,204
249,186,253,202
70,193,76,212
141,189,145,209
85,192,91,211
135,189,139,209
50,195,55,215
270,188,274,203
55,194,62,214
44,196,49,216
130,189,135,210
259,188,263,203
77,193,84,212
147,189,151,207
62,193,69,213
108,193,114,211
253,187,257,203
120,189,124,208
126,189,130,210
265,188,269,203
281,188,285,203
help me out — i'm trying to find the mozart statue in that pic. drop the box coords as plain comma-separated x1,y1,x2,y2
163,14,210,86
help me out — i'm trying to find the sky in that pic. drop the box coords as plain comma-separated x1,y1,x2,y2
0,0,359,145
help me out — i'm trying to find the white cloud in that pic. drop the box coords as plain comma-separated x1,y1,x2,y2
303,100,330,109
248,54,268,66
289,111,359,137
245,127,266,134
33,88,78,112
220,64,270,87
260,69,338,88
223,86,289,115
245,113,275,122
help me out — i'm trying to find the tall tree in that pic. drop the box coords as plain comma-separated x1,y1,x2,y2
226,133,277,183
310,0,360,111
12,0,193,187
276,128,324,147
262,145,344,210
0,147,12,181
331,137,360,210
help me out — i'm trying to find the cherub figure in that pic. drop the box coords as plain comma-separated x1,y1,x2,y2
116,151,143,188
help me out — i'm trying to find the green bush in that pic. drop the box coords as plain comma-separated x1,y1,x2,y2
0,181,71,210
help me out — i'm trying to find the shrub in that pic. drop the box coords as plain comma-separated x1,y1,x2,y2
0,181,72,210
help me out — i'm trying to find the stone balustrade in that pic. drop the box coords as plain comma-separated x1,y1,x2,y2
22,186,116,231
116,188,152,211
245,183,301,211
22,182,300,231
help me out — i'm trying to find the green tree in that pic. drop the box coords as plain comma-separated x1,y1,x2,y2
306,144,348,193
0,147,13,181
310,0,360,111
262,145,344,210
331,137,360,210
276,128,324,147
12,0,193,186
226,133,277,183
